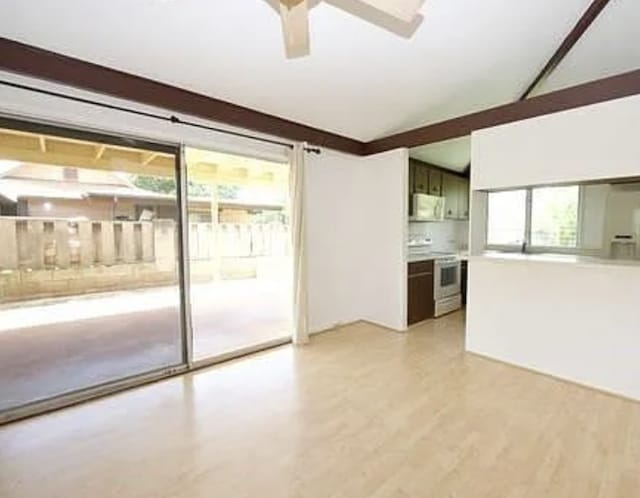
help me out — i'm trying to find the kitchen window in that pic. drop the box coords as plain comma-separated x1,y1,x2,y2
486,185,581,251
486,189,527,246
531,185,579,248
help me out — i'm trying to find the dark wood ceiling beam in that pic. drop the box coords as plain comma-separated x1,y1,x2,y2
520,0,612,99
365,68,640,154
1,34,638,160
0,37,366,155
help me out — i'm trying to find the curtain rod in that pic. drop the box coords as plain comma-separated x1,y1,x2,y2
0,79,321,154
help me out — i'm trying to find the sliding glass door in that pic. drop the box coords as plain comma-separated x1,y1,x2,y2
0,120,185,415
184,147,292,361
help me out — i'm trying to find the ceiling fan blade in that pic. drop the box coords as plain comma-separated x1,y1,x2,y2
279,0,310,59
356,0,424,23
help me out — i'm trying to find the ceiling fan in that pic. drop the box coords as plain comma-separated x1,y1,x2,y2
277,0,425,58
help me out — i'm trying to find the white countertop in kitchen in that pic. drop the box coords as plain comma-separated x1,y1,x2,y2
407,254,438,263
407,252,468,263
471,251,640,268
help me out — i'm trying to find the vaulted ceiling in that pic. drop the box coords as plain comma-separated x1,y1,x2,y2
532,0,640,96
0,0,638,153
409,0,639,172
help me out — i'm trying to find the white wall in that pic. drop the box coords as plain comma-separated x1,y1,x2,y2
468,92,640,401
471,94,640,190
467,258,640,400
357,150,408,331
305,150,366,332
305,149,408,333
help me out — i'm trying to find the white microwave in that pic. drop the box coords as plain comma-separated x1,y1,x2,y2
410,193,444,222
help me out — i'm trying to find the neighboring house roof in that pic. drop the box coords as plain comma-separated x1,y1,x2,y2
218,200,284,212
0,162,285,212
0,177,177,203
0,177,285,212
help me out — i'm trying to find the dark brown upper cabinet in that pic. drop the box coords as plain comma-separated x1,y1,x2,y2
413,162,429,194
408,160,469,221
428,169,442,196
408,161,415,216
442,173,459,219
458,177,470,219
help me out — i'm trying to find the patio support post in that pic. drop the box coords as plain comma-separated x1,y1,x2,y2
209,184,221,281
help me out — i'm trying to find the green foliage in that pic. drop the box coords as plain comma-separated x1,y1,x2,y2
132,175,176,194
531,187,578,247
251,210,288,224
217,184,240,200
131,175,240,200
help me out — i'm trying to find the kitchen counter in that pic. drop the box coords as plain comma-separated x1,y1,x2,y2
407,254,438,263
471,251,640,268
467,250,640,401
407,251,469,263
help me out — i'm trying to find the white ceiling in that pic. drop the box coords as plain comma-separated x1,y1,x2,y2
408,0,640,171
534,0,640,95
0,0,637,146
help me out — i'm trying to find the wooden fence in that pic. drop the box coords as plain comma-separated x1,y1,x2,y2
0,216,289,270
189,222,289,260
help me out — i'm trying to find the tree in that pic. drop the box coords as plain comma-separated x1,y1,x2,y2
132,175,176,194
131,175,240,199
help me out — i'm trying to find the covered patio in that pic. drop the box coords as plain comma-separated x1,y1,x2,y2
0,276,292,412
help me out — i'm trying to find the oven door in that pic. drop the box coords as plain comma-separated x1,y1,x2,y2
435,261,461,299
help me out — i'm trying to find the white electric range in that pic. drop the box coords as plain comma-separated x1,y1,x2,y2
408,239,462,317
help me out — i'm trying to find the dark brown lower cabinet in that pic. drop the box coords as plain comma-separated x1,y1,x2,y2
407,260,434,326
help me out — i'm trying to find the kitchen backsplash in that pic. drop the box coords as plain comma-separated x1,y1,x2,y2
408,220,469,253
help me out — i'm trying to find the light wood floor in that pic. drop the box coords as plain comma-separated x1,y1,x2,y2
1,311,639,498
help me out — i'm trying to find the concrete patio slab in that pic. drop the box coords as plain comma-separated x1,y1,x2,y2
0,279,291,412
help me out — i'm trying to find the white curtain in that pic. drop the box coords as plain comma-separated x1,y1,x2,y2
289,143,309,344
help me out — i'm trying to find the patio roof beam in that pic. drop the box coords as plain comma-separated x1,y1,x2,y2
95,144,106,160
141,152,158,166
38,136,47,153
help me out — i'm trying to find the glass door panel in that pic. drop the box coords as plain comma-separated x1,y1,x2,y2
184,147,292,360
0,123,185,413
